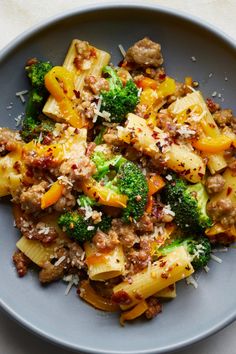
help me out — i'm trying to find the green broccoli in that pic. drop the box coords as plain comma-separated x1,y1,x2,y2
156,236,211,270
21,59,54,142
162,174,212,233
91,151,148,222
58,210,112,243
25,60,53,89
100,66,139,123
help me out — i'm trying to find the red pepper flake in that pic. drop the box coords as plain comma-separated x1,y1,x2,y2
111,290,132,305
73,90,80,99
161,272,168,279
159,260,167,268
227,186,232,196
158,73,166,80
71,164,77,170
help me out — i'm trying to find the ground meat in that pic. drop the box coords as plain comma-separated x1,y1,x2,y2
110,219,139,248
207,198,236,227
19,181,49,214
67,242,85,268
205,174,225,194
39,248,69,283
125,37,163,68
85,75,109,95
103,128,122,146
15,213,58,244
145,297,162,319
135,213,154,234
156,111,178,137
213,109,234,127
92,229,119,251
206,98,220,114
53,187,76,212
59,156,96,181
0,128,21,153
73,40,97,71
12,250,31,277
86,142,96,157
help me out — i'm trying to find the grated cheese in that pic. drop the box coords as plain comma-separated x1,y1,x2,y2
16,90,28,103
186,275,198,288
210,254,223,264
118,44,126,57
54,255,66,267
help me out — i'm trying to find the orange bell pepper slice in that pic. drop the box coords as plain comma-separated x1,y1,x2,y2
146,195,153,214
192,135,232,153
137,77,158,90
148,175,165,196
120,300,148,326
41,180,64,209
79,280,119,312
81,178,128,208
44,66,85,128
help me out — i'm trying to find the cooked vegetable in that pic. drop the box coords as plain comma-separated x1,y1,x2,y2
58,210,112,243
163,174,212,232
88,151,149,222
156,236,211,270
100,66,139,123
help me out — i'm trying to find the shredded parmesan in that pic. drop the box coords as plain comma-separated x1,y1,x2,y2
211,247,228,253
16,90,28,103
204,265,210,273
54,255,66,267
210,254,223,264
186,275,198,288
118,44,126,57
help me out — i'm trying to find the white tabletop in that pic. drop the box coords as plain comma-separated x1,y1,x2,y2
0,1,236,354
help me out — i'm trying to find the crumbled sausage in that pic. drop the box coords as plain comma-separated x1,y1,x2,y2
39,248,69,283
92,229,119,251
145,297,162,319
13,250,31,277
207,198,236,227
206,98,220,114
59,156,96,181
110,219,139,248
0,128,21,153
85,75,109,94
103,128,122,146
19,181,49,214
125,37,163,68
205,174,225,194
135,213,154,234
73,40,97,71
213,109,234,127
53,187,76,212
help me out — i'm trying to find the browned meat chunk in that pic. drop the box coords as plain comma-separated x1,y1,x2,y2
0,127,21,153
205,174,225,194
13,250,31,277
53,187,76,212
110,219,139,248
59,156,96,182
85,75,109,95
125,37,163,68
92,229,119,251
207,198,236,227
145,297,162,319
206,98,220,114
73,40,97,71
213,109,234,127
19,181,48,214
135,213,154,233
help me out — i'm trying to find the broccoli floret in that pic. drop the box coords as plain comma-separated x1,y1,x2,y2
91,151,148,222
157,236,211,270
100,66,139,123
91,150,126,181
25,60,53,89
21,60,54,142
163,174,212,233
58,211,112,243
77,195,97,208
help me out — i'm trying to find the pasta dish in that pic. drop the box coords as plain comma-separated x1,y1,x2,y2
1,37,235,325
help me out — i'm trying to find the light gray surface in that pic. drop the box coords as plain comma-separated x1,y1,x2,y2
1,2,235,354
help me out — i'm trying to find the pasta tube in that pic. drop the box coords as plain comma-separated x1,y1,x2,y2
168,91,227,174
43,39,111,122
155,284,176,299
112,246,193,309
118,113,205,183
84,242,125,281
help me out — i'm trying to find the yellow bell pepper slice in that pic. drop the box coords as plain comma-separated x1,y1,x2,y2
81,177,128,208
157,77,176,98
120,300,148,326
79,280,119,312
41,180,64,209
192,135,232,153
44,66,85,128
